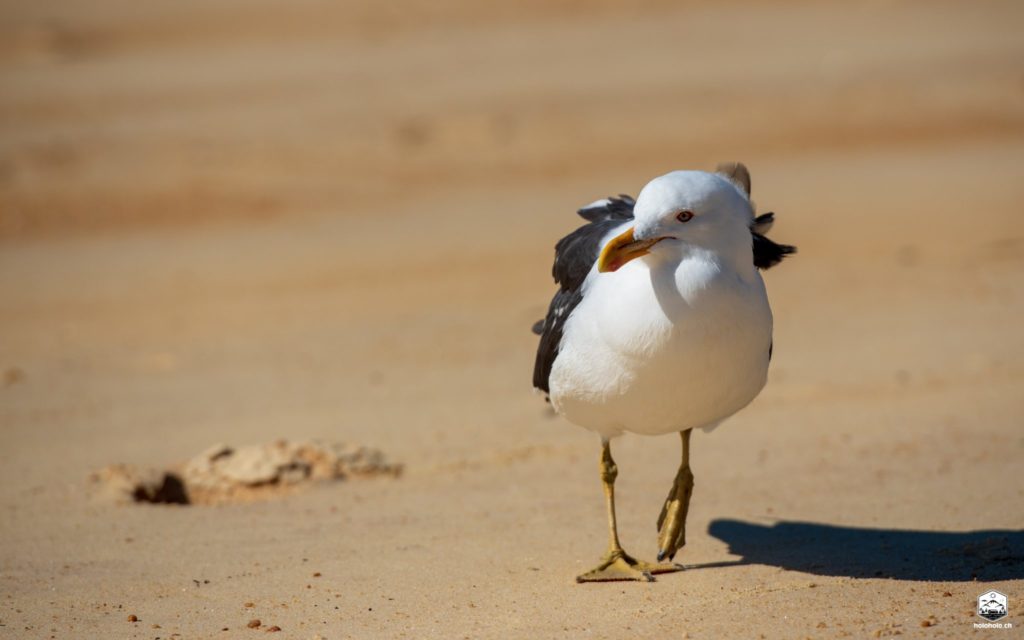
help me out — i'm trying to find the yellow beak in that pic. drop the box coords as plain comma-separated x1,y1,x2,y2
597,227,665,273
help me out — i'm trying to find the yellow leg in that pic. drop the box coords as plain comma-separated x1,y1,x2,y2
656,429,695,562
577,439,681,583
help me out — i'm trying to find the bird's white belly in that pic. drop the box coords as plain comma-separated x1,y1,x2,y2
549,256,772,438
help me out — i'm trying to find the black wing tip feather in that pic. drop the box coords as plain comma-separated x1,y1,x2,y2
752,212,775,234
576,194,635,221
751,210,796,269
752,233,797,269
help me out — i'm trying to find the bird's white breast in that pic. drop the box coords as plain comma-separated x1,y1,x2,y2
549,251,772,438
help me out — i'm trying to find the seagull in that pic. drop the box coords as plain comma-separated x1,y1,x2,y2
532,163,794,582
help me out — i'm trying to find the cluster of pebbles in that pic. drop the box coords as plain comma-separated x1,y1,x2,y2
90,440,401,505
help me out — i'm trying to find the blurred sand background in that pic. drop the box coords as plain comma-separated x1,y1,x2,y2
2,0,1023,637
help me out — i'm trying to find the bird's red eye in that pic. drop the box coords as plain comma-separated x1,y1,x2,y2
676,210,694,222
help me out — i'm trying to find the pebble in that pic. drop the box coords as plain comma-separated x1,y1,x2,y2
247,619,261,629
127,614,138,622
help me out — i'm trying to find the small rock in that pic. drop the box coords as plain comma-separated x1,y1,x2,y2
266,626,281,633
127,614,138,622
278,464,309,485
97,439,401,506
90,465,188,505
247,619,261,629
920,620,932,627
313,572,321,577
220,445,291,485
244,602,255,608
195,443,234,466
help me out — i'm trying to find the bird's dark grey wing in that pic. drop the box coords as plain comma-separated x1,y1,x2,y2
576,194,635,222
751,212,796,270
532,196,635,394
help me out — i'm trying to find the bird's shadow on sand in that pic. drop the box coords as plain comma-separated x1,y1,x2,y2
702,519,1024,582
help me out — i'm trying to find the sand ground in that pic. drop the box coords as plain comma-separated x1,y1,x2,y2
2,0,1023,638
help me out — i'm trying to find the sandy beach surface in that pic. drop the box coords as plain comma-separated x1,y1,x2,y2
2,1,1023,637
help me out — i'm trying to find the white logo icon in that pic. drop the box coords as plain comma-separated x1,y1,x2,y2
978,591,1008,622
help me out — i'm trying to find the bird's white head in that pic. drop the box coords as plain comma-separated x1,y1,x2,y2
597,168,755,273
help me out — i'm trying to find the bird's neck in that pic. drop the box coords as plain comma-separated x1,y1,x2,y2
654,240,757,285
